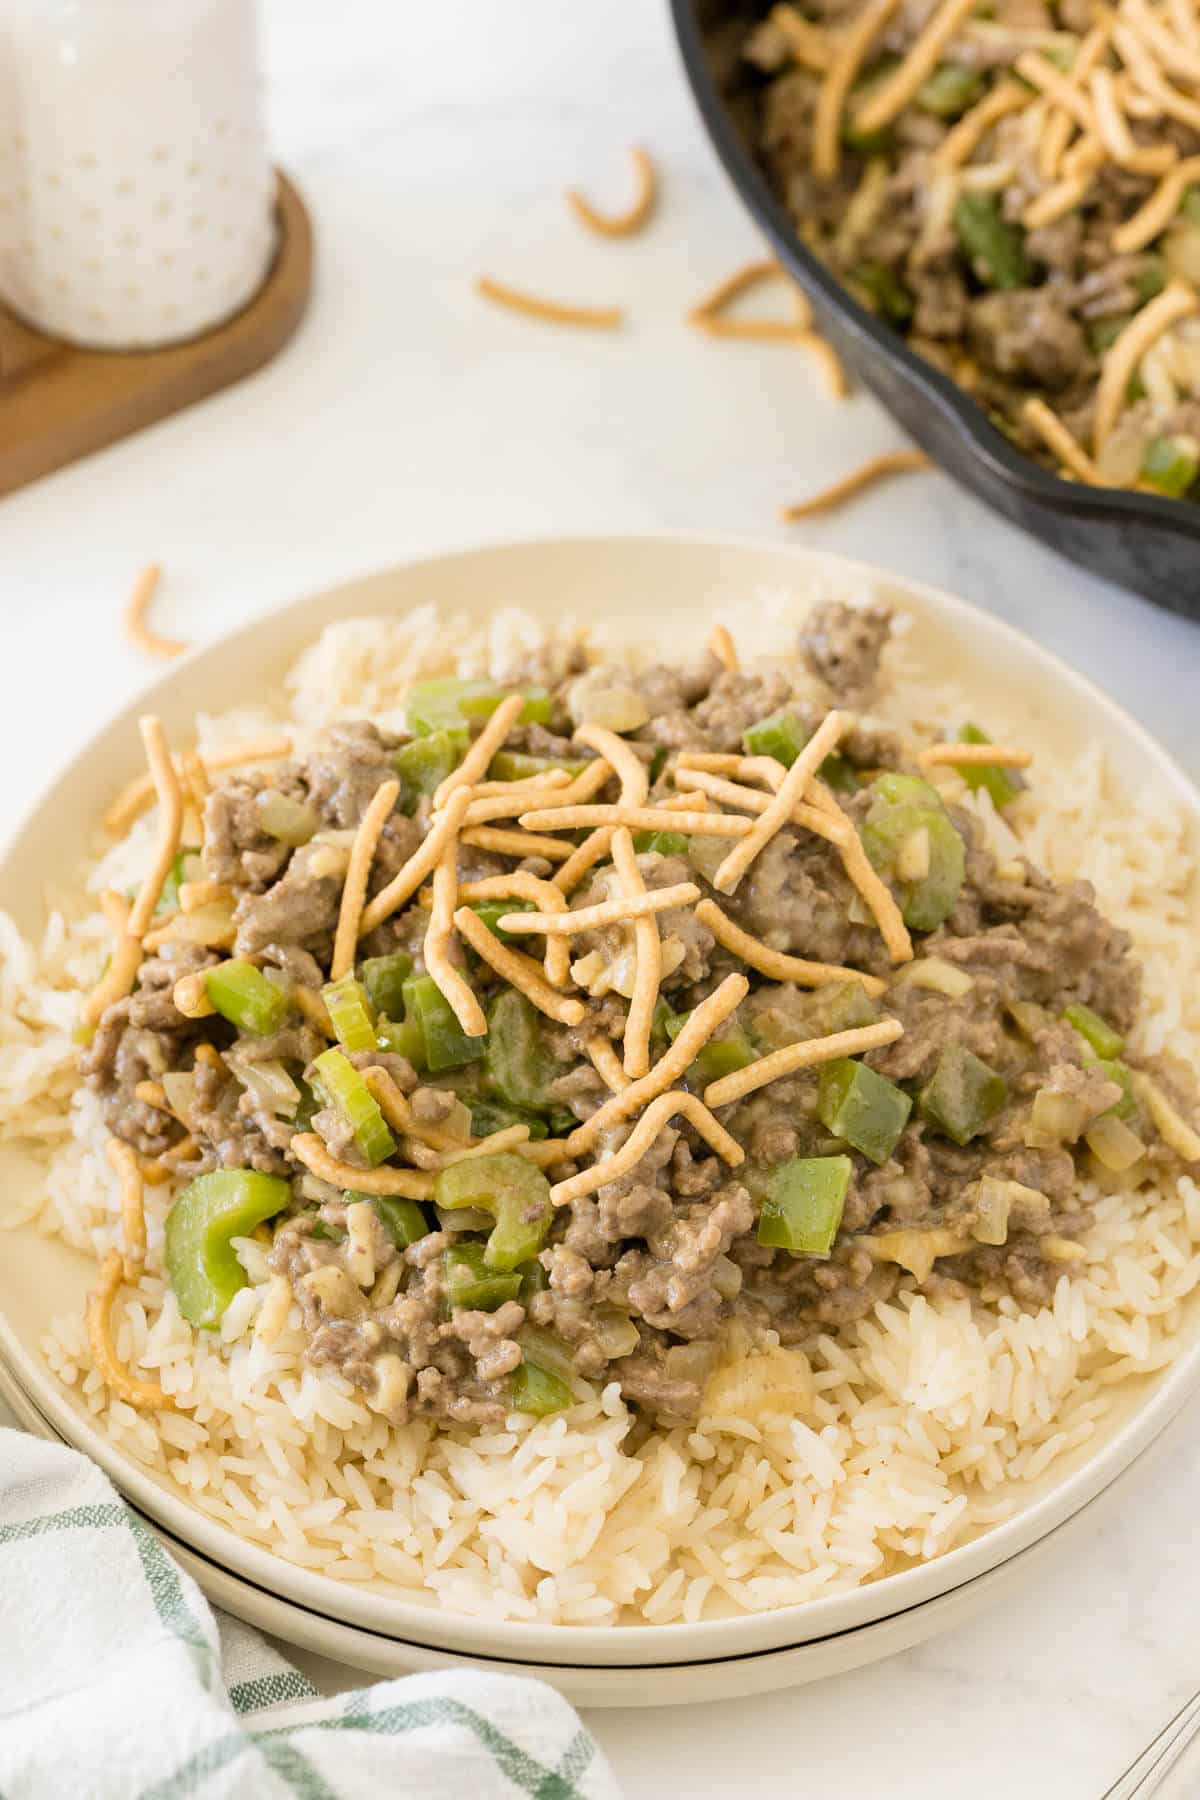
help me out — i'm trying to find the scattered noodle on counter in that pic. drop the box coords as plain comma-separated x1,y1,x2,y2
475,276,624,331
781,450,932,520
567,146,658,237
123,562,190,662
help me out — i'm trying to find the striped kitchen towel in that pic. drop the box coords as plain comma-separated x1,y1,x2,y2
0,1428,619,1799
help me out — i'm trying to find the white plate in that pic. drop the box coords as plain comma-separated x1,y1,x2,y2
1,535,1198,1694
0,1346,1170,1708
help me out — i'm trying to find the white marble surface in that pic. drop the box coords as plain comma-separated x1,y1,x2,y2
2,1,1200,1793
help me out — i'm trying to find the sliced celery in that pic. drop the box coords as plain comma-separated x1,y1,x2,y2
165,1170,292,1328
310,1047,396,1166
205,960,290,1036
402,973,485,1073
434,1151,553,1272
322,975,378,1053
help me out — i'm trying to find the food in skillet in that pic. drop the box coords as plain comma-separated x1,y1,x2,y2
7,592,1198,1623
741,0,1200,494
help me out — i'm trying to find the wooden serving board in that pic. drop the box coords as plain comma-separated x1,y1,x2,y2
0,171,312,499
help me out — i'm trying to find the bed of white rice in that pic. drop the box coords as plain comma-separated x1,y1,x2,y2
2,589,1198,1627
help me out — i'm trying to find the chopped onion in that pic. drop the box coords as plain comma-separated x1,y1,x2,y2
894,956,974,999
161,1070,198,1126
666,1340,720,1388
1085,1112,1146,1172
226,1053,300,1117
972,1176,1012,1246
896,825,931,883
298,1173,341,1204
312,828,357,849
566,671,650,733
255,789,319,846
863,1228,971,1284
168,898,236,947
517,1325,575,1381
1026,1086,1090,1148
711,1253,743,1300
1007,1000,1047,1038
592,1309,641,1359
434,1205,494,1234
686,835,729,887
1133,1073,1200,1164
703,1343,812,1421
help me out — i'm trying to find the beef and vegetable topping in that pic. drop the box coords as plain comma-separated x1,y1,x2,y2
82,601,1200,1430
740,0,1200,496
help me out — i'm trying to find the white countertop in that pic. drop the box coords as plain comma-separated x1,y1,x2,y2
2,1,1199,1793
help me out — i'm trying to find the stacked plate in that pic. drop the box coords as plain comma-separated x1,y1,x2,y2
2,536,1198,1707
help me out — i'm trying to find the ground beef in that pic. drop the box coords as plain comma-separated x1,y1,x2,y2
798,600,892,703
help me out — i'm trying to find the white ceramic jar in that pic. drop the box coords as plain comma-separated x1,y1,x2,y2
0,0,276,350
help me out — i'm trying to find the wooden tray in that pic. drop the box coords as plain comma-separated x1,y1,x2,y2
0,171,312,499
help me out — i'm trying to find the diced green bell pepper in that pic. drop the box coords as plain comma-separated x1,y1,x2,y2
405,678,551,736
756,1156,852,1256
158,848,200,915
470,899,536,944
488,750,586,783
665,1007,756,1089
919,1043,1008,1145
743,710,808,767
843,59,897,153
1133,257,1167,300
1093,1056,1137,1121
818,753,858,794
518,1258,550,1302
916,62,983,117
307,1219,344,1244
322,974,378,1053
374,1013,426,1066
434,1151,553,1271
954,192,1030,290
469,1099,549,1141
511,1359,573,1415
851,260,914,324
818,981,879,1035
632,830,690,855
364,1192,430,1249
484,988,555,1109
358,952,414,1023
393,730,469,812
861,779,966,931
958,723,1024,808
205,960,291,1036
1063,1002,1125,1060
817,1058,913,1165
742,711,859,791
444,1242,523,1311
1140,434,1199,499
872,772,941,807
402,973,485,1073
165,1170,292,1328
310,1047,397,1165
1088,315,1129,356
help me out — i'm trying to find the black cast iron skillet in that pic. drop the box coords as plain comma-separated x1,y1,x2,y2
671,0,1200,620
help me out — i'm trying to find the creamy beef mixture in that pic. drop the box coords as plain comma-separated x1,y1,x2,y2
733,0,1200,496
83,601,1200,1430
